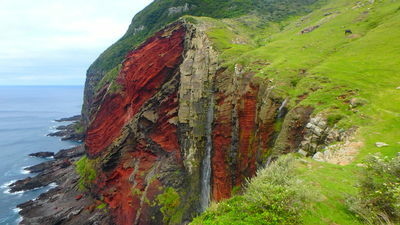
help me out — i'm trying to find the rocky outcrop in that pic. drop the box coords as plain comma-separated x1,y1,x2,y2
211,66,283,201
297,116,355,156
18,21,318,225
48,116,85,142
29,152,54,158
55,115,81,122
15,145,108,225
80,21,303,225
9,146,84,193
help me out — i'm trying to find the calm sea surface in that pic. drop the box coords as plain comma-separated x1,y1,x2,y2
0,86,83,224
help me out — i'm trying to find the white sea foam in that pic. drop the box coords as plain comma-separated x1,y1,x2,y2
3,188,24,196
15,216,23,224
20,167,30,175
48,125,58,133
12,207,21,213
1,180,16,189
48,182,58,188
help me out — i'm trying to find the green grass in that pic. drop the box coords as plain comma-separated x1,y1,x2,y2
89,0,322,94
95,64,122,92
75,156,97,190
298,160,363,224
192,155,315,225
190,0,400,223
156,187,183,224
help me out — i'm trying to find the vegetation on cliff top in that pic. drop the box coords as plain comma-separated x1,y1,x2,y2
88,0,320,87
192,155,315,225
347,154,400,224
189,0,400,223
80,0,400,223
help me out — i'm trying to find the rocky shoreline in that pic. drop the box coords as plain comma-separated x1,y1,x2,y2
47,115,85,142
5,116,108,224
14,145,110,225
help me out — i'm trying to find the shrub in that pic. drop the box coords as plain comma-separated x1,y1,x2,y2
75,156,97,190
156,187,182,224
191,155,314,225
347,154,400,224
327,113,344,127
73,122,84,134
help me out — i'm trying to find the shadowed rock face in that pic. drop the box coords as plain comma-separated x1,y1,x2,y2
82,21,311,225
86,25,186,157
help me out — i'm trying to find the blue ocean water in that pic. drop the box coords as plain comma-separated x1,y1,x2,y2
0,86,83,225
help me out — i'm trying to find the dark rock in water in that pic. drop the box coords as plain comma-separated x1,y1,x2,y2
55,115,81,122
17,170,112,225
10,143,111,224
16,147,112,224
49,115,85,142
48,130,68,137
29,152,54,158
47,120,85,142
9,175,54,193
10,145,83,193
54,145,85,159
61,132,85,142
25,161,55,173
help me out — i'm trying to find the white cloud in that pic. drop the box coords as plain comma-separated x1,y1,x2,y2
0,0,153,85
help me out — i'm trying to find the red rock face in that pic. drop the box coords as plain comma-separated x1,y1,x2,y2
86,24,185,225
235,84,259,186
96,146,163,225
211,72,278,202
84,24,285,224
94,89,181,225
212,93,234,201
85,26,185,157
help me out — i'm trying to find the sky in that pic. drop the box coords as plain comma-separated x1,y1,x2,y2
0,0,153,86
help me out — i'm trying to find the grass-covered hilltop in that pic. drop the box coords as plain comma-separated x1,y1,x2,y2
82,0,320,124
186,0,400,223
73,0,400,224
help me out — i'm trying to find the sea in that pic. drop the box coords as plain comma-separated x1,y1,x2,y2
0,86,83,225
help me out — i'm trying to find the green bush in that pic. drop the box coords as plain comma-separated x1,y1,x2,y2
73,122,84,134
89,0,320,89
191,155,313,225
75,156,97,190
327,113,344,127
347,154,400,224
156,187,183,224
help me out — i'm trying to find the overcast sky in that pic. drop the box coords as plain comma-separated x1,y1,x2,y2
0,0,153,86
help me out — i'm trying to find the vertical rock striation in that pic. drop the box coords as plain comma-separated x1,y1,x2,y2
83,21,312,225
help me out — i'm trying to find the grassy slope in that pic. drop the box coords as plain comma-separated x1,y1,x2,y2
191,0,400,223
89,0,319,78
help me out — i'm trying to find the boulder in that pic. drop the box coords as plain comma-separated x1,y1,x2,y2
298,149,308,157
313,152,325,162
375,142,389,148
350,98,368,108
29,152,54,158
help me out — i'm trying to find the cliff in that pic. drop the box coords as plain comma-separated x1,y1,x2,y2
16,0,400,224
82,0,319,127
81,21,312,224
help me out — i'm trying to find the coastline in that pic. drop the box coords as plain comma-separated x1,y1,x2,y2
3,115,86,224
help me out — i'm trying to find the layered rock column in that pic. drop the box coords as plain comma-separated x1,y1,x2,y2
83,21,292,225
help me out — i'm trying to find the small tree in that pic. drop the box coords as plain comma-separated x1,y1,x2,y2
347,154,400,224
